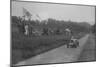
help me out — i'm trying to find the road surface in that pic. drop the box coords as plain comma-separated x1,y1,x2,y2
78,34,96,62
16,34,89,66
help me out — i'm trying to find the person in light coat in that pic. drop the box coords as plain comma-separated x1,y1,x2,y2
24,25,29,35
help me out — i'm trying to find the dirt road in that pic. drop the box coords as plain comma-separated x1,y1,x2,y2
16,34,89,65
78,34,96,62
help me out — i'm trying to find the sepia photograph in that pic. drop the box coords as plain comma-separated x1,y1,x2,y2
11,0,96,66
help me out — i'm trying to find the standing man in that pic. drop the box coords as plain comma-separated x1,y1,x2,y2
24,24,29,36
65,28,73,48
65,28,71,36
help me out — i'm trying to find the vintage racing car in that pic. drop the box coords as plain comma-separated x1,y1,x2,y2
67,38,79,48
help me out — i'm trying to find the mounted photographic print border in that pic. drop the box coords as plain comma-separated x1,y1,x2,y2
10,0,96,67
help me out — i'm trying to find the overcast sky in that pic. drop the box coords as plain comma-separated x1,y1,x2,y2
12,1,95,25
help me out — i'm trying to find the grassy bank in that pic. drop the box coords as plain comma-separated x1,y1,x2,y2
11,32,71,64
77,34,96,62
